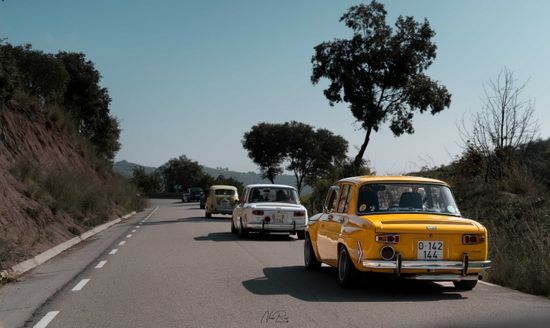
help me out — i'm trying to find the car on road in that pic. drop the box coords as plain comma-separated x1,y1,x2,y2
182,187,204,203
304,176,491,289
231,184,307,239
205,185,239,218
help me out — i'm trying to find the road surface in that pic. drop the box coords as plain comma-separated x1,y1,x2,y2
10,200,550,327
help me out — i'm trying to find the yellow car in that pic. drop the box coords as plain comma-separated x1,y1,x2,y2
205,185,239,218
304,176,491,290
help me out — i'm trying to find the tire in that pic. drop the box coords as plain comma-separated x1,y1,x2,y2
453,279,478,291
304,234,321,270
205,211,212,218
338,246,356,288
296,231,306,240
231,219,237,234
238,219,248,239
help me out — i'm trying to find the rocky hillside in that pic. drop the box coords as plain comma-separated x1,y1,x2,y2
0,100,144,272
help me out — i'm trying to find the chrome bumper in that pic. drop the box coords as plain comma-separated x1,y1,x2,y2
246,222,306,231
362,260,491,270
363,253,491,277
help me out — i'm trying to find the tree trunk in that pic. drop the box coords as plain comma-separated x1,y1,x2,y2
354,126,373,167
294,172,302,195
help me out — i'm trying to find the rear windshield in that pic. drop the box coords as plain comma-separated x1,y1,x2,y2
357,183,460,216
214,189,236,196
189,188,203,194
248,187,298,204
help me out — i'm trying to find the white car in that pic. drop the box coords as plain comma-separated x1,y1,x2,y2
231,184,307,239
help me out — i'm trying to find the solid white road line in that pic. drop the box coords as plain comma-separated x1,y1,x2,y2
33,311,60,328
479,280,499,287
109,249,118,255
141,206,159,223
118,240,126,246
71,279,90,291
126,234,132,238
95,260,107,269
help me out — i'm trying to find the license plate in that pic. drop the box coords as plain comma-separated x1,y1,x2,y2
272,213,284,223
417,241,443,260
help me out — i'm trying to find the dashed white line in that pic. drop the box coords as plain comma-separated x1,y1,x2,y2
118,240,126,246
71,279,90,291
95,260,107,269
126,234,133,238
109,249,118,255
131,229,137,233
33,311,60,328
136,226,141,229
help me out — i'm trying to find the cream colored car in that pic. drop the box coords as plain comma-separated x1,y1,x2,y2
205,185,239,218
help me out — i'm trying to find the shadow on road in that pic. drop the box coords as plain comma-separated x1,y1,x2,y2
242,265,466,302
194,232,296,242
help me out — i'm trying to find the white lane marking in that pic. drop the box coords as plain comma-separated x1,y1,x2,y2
118,240,126,246
95,260,107,269
109,249,118,255
131,229,137,233
141,206,159,223
33,311,60,328
71,279,90,291
126,234,132,238
136,226,141,229
479,280,499,287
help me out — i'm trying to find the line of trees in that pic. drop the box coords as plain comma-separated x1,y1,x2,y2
131,155,244,194
0,42,120,161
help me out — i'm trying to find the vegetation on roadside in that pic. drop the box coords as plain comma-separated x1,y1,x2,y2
11,157,145,228
416,70,549,297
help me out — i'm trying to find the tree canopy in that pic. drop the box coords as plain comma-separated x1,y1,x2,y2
311,1,451,166
0,43,121,161
242,121,348,194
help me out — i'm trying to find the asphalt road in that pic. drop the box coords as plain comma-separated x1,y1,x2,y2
21,200,550,328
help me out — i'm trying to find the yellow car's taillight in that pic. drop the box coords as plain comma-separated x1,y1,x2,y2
463,234,485,244
375,234,400,244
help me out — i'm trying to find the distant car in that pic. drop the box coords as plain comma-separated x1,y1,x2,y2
231,184,307,239
305,175,491,289
199,191,207,209
182,187,204,203
205,185,239,218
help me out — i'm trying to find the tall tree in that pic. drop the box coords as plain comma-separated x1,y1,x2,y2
284,122,348,194
158,155,206,192
243,121,348,194
242,123,286,183
311,1,451,166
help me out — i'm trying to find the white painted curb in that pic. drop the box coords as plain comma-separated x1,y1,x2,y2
0,211,136,280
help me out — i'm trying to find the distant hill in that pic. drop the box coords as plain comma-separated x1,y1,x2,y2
113,160,156,177
113,160,304,190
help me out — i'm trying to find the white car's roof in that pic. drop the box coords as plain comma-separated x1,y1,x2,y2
246,184,297,190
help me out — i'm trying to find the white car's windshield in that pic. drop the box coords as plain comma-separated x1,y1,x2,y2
357,183,460,216
248,187,299,204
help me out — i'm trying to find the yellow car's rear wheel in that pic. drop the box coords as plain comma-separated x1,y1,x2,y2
304,235,321,270
338,246,356,288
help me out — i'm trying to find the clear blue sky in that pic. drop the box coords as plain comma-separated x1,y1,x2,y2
1,0,549,174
